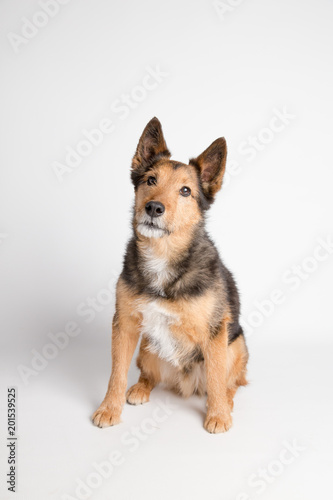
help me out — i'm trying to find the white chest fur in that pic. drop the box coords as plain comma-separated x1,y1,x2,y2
141,247,175,296
139,300,180,366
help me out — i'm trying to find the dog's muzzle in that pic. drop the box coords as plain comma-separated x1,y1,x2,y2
136,209,169,238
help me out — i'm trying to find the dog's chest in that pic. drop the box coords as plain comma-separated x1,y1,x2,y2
139,300,180,365
141,248,175,296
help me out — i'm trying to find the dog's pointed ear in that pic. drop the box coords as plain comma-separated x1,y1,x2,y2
189,138,227,202
131,118,170,181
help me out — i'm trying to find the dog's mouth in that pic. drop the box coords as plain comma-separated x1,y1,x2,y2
138,221,169,233
136,217,170,238
142,221,164,230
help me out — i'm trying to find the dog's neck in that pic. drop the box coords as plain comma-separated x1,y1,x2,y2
133,222,204,297
136,222,203,267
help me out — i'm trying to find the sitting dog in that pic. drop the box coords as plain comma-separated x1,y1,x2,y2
92,117,248,433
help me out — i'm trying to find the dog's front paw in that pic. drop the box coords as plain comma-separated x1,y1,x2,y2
204,412,233,434
126,383,150,405
92,406,122,428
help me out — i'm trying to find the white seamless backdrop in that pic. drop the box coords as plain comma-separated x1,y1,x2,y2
0,1,332,499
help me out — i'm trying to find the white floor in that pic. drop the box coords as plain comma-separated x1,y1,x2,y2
1,334,332,500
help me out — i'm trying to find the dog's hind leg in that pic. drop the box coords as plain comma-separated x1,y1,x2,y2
126,336,161,405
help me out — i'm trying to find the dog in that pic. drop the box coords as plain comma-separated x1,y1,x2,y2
92,117,248,433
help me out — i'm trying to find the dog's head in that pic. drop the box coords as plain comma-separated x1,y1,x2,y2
131,117,227,239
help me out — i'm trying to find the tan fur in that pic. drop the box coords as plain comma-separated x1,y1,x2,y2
93,278,248,432
92,120,248,433
92,280,141,427
135,161,202,252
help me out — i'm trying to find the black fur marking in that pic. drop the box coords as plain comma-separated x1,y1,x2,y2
182,346,204,374
228,325,244,344
210,319,223,339
121,220,244,345
131,150,171,189
172,162,184,170
122,223,218,300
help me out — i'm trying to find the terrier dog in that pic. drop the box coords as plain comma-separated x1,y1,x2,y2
92,117,248,433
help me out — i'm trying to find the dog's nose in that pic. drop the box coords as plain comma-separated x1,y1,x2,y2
145,201,165,218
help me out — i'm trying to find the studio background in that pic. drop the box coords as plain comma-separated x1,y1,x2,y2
0,0,332,499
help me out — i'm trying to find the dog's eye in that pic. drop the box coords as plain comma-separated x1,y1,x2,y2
147,176,157,186
180,186,191,197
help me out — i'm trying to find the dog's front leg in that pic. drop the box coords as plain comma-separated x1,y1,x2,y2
202,319,232,434
92,312,140,428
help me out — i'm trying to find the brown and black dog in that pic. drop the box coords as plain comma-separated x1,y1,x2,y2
92,117,248,433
